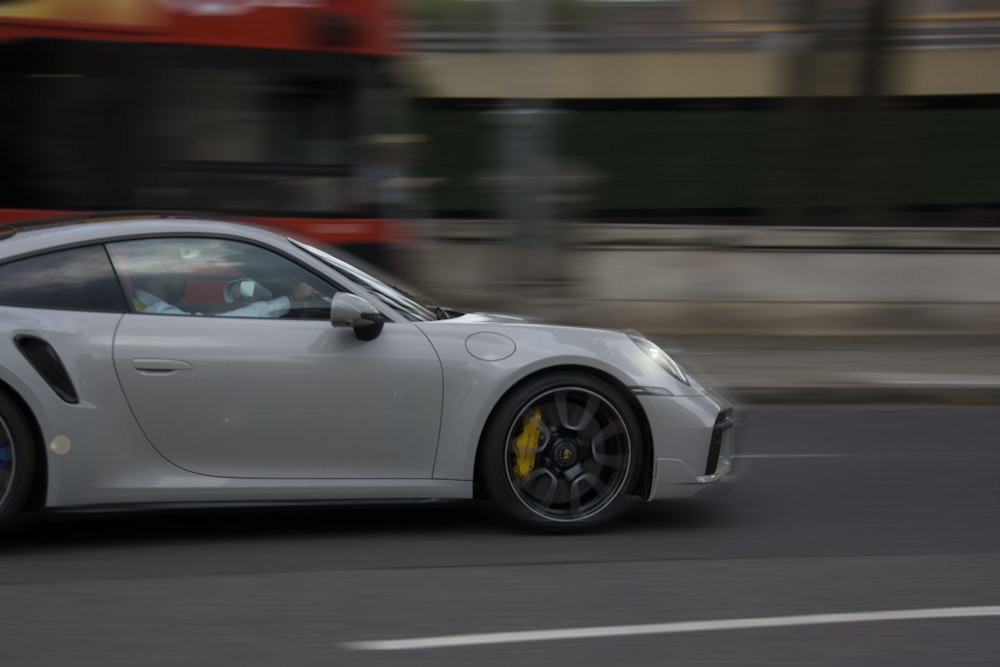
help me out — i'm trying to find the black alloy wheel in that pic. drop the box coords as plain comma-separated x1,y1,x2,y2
0,393,36,522
481,372,642,530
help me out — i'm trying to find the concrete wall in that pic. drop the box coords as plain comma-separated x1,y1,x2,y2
402,221,1000,335
410,47,1000,98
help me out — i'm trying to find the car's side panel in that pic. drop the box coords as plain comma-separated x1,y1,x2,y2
419,322,694,482
0,305,469,505
113,316,445,479
0,307,191,507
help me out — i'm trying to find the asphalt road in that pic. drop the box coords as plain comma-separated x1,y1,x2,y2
1,405,999,666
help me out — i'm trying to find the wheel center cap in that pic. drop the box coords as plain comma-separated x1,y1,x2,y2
552,439,579,468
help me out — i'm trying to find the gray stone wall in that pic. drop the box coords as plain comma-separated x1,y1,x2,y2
401,221,1000,335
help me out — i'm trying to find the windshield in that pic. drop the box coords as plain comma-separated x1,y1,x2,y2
291,239,437,322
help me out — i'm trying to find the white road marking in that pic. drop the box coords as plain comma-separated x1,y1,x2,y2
735,454,844,459
343,606,1000,651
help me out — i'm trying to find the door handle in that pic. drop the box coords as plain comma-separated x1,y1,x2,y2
131,358,194,372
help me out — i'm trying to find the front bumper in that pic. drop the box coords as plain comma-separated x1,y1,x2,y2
638,391,737,501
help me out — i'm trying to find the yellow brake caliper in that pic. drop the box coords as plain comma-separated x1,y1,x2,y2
512,407,543,484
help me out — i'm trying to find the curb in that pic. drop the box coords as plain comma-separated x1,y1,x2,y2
721,385,1000,406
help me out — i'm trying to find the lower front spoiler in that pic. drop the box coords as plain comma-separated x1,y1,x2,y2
647,456,740,500
647,408,738,501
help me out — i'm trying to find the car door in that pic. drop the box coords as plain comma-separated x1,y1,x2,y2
109,237,443,479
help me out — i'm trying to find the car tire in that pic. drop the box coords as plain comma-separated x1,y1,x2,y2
480,372,643,531
0,393,37,522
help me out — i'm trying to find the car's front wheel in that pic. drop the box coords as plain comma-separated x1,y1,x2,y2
480,372,643,530
0,393,36,522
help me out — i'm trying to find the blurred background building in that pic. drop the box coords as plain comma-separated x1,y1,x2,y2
385,1,1000,329
2,1,1000,332
3,1,998,234
401,0,1000,228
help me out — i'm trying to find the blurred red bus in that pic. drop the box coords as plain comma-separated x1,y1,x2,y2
0,0,409,265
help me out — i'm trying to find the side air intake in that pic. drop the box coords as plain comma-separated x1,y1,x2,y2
705,410,733,476
14,335,79,404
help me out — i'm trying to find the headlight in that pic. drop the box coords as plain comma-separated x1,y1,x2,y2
629,334,689,385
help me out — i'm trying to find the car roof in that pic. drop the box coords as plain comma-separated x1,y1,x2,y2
0,212,290,258
0,211,221,236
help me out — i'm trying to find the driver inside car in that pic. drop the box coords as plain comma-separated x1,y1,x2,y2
132,273,316,318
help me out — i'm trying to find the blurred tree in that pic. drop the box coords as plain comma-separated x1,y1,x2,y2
770,0,824,225
772,0,898,226
854,0,898,226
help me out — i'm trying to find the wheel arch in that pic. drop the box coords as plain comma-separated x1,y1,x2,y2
0,379,48,512
472,364,654,500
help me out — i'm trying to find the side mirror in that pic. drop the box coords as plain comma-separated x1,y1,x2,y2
331,292,385,341
223,278,272,304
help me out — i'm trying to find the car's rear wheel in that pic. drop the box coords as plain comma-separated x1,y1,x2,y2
0,394,36,522
480,372,643,530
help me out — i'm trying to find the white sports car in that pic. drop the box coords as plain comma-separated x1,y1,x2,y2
0,214,734,530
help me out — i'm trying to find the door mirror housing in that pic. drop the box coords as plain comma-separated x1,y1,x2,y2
331,292,385,341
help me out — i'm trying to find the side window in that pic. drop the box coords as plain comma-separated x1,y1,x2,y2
0,245,127,312
107,237,336,319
